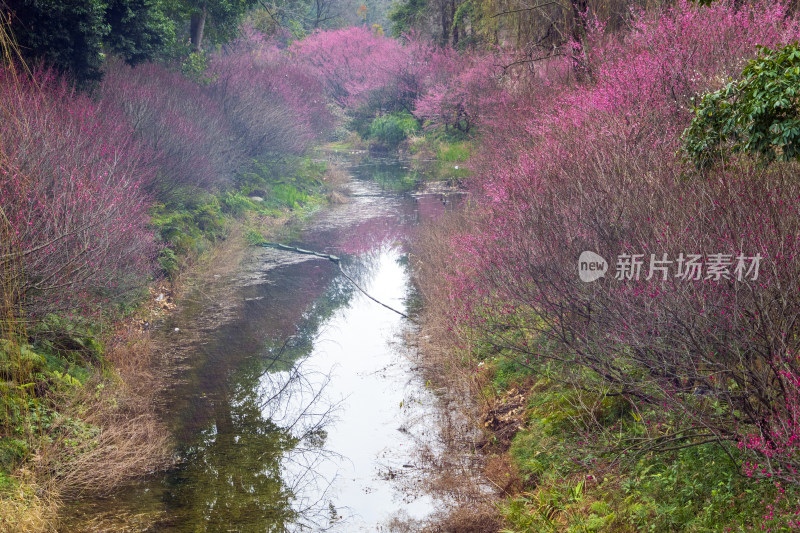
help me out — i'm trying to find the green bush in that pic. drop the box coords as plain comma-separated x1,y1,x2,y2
244,229,266,245
0,438,29,473
269,184,309,209
158,247,179,280
220,191,256,218
369,111,419,148
683,42,800,169
181,51,217,85
150,190,227,257
0,342,46,382
500,372,800,531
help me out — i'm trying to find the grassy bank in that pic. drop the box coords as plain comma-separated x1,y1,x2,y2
411,209,800,532
0,156,347,531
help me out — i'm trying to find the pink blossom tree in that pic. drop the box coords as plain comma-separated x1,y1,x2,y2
414,51,507,133
0,67,156,318
435,0,800,487
208,31,333,157
291,26,410,109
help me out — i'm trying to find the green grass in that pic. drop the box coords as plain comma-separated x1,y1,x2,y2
493,367,800,532
325,140,355,152
491,356,537,393
436,141,470,162
151,156,330,279
461,312,800,532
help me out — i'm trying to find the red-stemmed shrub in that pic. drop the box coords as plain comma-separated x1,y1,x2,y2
99,61,244,195
208,31,333,157
437,0,800,487
0,67,156,318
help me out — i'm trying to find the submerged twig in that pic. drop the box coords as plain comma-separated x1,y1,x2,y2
261,242,412,321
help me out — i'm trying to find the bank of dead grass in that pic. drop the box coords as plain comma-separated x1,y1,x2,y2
408,208,520,532
0,337,172,532
46,374,173,499
0,468,59,533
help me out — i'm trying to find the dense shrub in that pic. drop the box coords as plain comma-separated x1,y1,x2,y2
0,68,156,318
99,61,244,196
414,51,506,132
434,0,800,498
368,111,419,148
291,26,410,109
208,31,333,157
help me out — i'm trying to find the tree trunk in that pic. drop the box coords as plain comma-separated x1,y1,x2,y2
450,0,458,46
569,0,589,79
190,4,207,52
440,0,449,45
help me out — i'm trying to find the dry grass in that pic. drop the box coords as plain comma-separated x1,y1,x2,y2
322,163,351,204
327,190,348,204
43,375,173,499
342,131,367,151
382,504,502,533
408,208,512,532
404,135,437,160
104,325,157,380
483,454,524,496
0,471,58,533
423,504,505,533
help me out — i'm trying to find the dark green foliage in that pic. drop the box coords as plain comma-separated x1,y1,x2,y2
367,111,419,149
348,109,375,139
388,0,427,37
372,112,418,145
683,42,800,169
150,189,226,260
158,247,180,280
4,0,109,82
104,0,176,65
451,0,478,48
0,438,29,473
4,0,174,83
167,0,259,47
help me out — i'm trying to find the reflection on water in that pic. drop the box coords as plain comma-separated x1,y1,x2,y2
62,157,464,532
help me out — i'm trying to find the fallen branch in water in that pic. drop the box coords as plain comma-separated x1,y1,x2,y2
261,242,412,320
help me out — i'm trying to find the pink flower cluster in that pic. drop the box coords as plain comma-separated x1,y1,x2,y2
430,0,800,492
0,67,156,317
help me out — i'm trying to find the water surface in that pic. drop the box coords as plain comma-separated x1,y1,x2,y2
63,156,464,531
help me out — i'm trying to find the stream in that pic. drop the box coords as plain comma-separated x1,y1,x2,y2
63,155,464,532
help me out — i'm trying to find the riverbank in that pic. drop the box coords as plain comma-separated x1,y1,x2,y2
410,183,800,532
56,151,470,531
0,157,348,532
